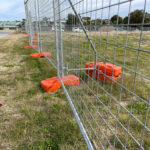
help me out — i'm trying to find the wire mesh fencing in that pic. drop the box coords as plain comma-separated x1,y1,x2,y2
24,0,150,149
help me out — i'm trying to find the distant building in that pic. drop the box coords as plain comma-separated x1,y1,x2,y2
0,21,22,30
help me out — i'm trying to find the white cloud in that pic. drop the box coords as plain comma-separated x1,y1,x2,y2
0,1,14,13
0,0,25,20
0,0,149,21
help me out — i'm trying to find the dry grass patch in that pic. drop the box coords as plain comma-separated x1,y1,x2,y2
0,33,86,150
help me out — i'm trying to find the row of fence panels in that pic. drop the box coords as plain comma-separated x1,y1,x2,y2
25,0,150,149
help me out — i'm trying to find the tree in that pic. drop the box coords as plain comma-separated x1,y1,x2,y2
123,9,150,26
90,19,102,25
96,19,101,25
130,10,143,24
145,13,150,24
111,15,123,24
82,17,91,25
123,16,128,24
42,17,48,23
66,14,79,25
21,19,26,26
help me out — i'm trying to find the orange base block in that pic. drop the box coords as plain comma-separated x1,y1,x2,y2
97,74,120,83
30,52,51,58
27,40,38,43
24,45,32,49
85,62,122,77
41,77,61,92
32,45,38,48
85,62,122,83
62,75,80,86
41,75,79,92
24,45,38,49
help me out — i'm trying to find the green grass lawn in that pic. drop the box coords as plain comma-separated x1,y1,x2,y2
0,31,149,149
0,33,87,150
40,31,150,149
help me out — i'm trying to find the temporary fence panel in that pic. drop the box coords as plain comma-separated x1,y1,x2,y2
37,0,57,68
25,0,40,52
24,0,150,149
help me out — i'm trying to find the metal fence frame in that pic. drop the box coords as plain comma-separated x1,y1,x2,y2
24,0,150,149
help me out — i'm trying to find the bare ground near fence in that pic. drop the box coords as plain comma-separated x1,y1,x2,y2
0,33,87,150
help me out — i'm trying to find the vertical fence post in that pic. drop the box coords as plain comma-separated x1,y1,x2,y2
58,0,64,77
28,11,33,46
24,0,28,33
34,0,40,52
36,0,42,53
24,4,28,33
53,0,60,75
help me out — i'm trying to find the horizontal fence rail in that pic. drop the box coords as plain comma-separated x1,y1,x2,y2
24,0,150,149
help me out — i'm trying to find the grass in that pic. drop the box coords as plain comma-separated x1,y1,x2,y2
0,31,150,149
0,33,87,150
40,31,150,149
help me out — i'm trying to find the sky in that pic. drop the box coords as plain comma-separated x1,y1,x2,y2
0,0,149,21
0,0,25,21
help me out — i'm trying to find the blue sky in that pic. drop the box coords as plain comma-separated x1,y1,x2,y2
0,0,149,21
0,0,25,21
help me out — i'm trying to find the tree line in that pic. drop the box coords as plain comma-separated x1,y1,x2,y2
66,10,150,26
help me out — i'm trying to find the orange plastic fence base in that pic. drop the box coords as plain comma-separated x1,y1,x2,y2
24,45,32,49
27,40,38,43
32,45,38,48
97,73,120,83
85,62,122,83
41,77,61,92
41,75,79,92
62,75,80,86
30,52,51,58
24,45,38,49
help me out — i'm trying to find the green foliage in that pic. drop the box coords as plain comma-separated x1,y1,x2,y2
123,16,128,24
111,10,150,26
123,9,150,25
130,10,144,24
111,15,123,24
66,13,79,25
0,35,87,150
126,101,147,114
82,17,91,25
21,19,26,26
